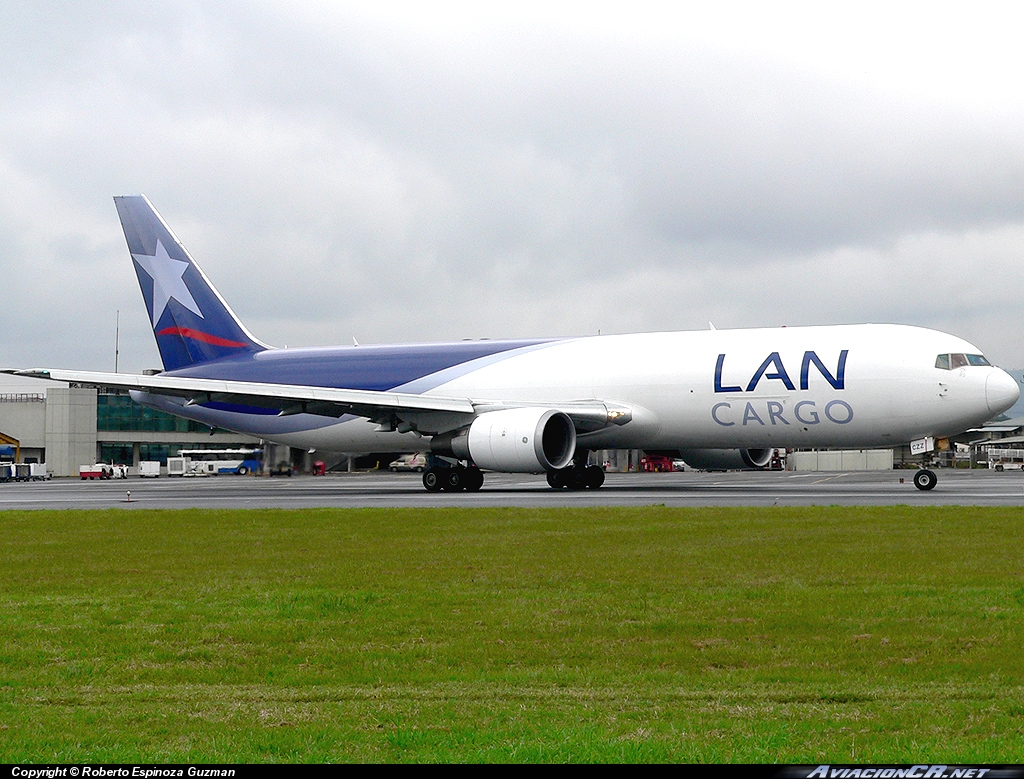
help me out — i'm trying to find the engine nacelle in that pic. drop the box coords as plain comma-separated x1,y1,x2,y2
432,408,576,472
676,448,773,471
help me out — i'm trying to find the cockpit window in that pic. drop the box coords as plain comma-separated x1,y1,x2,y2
936,353,991,369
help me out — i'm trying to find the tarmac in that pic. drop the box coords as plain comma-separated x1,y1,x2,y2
1,468,1023,509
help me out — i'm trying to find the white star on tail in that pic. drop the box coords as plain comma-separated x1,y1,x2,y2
132,239,204,326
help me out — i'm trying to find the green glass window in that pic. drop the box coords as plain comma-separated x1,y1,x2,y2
97,393,208,433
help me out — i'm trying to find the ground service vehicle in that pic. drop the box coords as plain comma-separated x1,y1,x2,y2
80,464,127,479
985,447,1024,471
389,453,429,472
640,454,675,472
168,449,262,476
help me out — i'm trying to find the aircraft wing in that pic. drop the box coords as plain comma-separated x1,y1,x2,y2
6,368,629,435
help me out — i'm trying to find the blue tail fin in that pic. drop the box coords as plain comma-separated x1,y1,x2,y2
114,195,266,371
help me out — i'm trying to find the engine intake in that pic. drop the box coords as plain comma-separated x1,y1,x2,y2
432,407,576,472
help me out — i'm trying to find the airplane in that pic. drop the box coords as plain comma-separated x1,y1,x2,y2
11,195,1020,492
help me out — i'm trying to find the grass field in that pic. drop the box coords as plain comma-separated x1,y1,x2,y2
2,505,1024,762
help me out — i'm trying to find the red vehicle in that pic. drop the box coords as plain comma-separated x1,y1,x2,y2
640,454,675,472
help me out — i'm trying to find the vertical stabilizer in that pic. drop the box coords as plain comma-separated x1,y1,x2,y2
114,195,266,371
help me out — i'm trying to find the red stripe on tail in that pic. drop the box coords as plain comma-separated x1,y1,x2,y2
157,327,249,348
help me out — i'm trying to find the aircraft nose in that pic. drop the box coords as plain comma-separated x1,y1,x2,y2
986,368,1020,414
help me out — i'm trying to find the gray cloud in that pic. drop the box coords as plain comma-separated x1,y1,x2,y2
2,1,1024,374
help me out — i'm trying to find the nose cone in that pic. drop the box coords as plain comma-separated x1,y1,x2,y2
986,368,1020,414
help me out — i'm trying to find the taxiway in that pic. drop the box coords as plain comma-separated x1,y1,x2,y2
0,469,1022,509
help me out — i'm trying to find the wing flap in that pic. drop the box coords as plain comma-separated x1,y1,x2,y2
6,368,632,435
9,368,476,415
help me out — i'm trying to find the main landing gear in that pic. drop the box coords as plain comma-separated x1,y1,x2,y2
422,465,484,492
546,464,605,490
419,453,607,493
913,469,937,491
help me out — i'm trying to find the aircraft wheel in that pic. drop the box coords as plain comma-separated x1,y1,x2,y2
546,470,565,489
463,468,484,492
423,467,444,492
584,465,605,489
566,468,587,491
442,467,465,491
913,469,937,491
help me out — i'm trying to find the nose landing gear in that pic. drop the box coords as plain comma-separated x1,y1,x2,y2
913,469,937,491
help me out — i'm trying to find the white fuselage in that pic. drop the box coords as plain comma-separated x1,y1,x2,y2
138,323,1019,455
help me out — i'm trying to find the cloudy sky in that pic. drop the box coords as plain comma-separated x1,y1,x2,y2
2,1,1024,375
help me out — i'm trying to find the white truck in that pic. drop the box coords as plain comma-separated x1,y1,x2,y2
166,456,191,476
985,447,1024,471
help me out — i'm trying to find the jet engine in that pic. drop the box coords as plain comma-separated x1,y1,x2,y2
431,407,576,472
676,448,773,471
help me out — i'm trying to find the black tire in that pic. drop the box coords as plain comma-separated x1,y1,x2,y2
237,466,248,476
443,468,464,491
995,465,1004,472
913,469,937,491
464,468,484,492
422,467,444,492
547,470,565,489
566,468,587,490
584,465,605,489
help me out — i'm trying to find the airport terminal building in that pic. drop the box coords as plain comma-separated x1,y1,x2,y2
0,375,264,476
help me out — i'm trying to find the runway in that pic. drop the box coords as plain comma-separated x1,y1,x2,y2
1,468,1023,509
